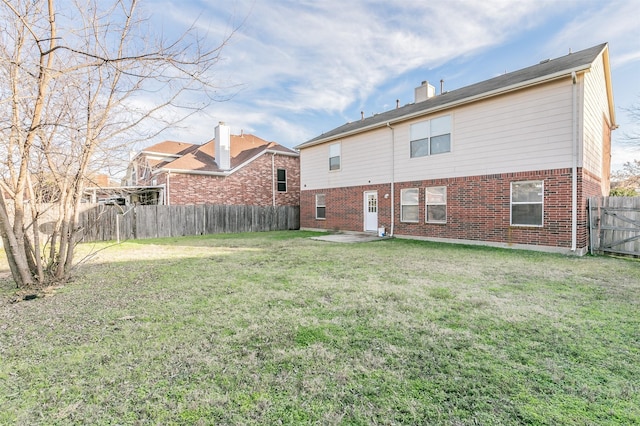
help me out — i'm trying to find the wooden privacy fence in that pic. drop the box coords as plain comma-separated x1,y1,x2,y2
78,204,300,243
589,196,640,257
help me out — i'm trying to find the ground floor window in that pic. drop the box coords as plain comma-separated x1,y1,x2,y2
511,181,543,226
425,186,447,223
401,188,419,222
316,194,326,219
277,169,287,192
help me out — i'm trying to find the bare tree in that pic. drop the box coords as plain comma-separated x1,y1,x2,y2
0,0,234,288
610,159,640,196
622,97,640,146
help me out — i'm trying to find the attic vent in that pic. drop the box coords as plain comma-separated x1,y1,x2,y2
539,58,550,64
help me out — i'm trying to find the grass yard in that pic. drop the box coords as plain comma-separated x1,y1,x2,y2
0,231,639,425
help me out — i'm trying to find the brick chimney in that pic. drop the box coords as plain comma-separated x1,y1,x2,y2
214,122,231,170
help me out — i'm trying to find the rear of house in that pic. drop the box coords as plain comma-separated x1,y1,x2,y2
296,43,616,254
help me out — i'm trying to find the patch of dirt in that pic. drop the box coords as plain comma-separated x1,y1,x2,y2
3,283,64,305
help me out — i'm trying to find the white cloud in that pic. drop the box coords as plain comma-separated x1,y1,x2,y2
135,0,638,156
191,0,558,116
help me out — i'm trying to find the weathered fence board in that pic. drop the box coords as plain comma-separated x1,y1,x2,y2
589,196,640,257
76,204,299,243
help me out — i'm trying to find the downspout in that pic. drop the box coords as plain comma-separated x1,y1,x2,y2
571,71,578,252
271,153,276,206
387,122,395,236
166,172,171,206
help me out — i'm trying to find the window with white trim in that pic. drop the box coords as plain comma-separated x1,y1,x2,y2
426,186,446,223
316,194,326,219
410,115,451,158
511,181,543,226
329,143,341,170
401,188,419,222
277,169,287,192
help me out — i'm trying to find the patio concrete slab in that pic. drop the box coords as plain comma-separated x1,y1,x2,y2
310,232,387,243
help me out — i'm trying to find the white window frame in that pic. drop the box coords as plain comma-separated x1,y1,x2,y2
316,193,326,220
401,188,419,223
510,181,544,227
277,168,287,192
425,186,447,223
410,115,451,158
329,143,341,171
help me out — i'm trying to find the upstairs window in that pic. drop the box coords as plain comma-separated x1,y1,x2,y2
426,186,447,223
316,194,326,219
410,115,451,158
329,143,341,171
401,188,419,222
277,169,287,192
511,181,543,226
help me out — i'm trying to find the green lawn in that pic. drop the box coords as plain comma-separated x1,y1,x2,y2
1,231,639,425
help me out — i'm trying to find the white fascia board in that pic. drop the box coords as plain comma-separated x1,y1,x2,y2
264,149,300,157
300,65,593,149
140,151,182,159
153,168,229,176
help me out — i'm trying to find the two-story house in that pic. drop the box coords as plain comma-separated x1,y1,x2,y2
126,123,300,207
296,43,616,254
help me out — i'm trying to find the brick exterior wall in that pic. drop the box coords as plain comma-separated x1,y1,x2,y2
147,154,299,207
581,169,605,249
301,168,597,251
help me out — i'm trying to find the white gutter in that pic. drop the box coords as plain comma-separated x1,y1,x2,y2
298,64,593,149
571,71,578,252
386,122,395,237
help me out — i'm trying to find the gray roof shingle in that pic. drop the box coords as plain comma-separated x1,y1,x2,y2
297,43,608,149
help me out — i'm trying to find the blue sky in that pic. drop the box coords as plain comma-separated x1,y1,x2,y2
145,0,640,171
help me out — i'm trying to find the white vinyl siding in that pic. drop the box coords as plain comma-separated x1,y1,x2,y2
582,53,610,178
300,78,578,190
396,80,575,183
300,129,392,190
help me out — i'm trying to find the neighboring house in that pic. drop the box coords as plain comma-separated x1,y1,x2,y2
125,123,300,206
296,43,616,255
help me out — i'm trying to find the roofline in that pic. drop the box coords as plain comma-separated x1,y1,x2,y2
84,185,166,191
264,149,299,157
601,45,617,128
139,151,182,159
295,63,594,149
153,147,299,177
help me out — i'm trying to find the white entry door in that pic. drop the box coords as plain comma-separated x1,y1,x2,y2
364,191,378,232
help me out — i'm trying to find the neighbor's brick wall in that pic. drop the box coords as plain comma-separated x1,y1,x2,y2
301,168,590,250
151,154,299,207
